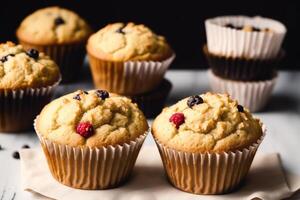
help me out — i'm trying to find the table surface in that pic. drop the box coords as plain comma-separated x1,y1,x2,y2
0,69,300,200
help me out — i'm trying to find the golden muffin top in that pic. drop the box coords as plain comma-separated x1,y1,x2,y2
17,6,92,45
152,92,263,153
36,90,149,147
0,42,60,89
87,22,173,62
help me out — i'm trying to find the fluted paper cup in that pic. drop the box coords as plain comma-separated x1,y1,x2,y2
0,78,60,132
203,45,284,81
205,16,286,60
34,119,148,190
208,70,277,112
154,127,265,194
87,50,175,95
18,40,86,83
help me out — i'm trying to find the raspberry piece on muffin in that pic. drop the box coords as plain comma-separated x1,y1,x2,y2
76,122,94,138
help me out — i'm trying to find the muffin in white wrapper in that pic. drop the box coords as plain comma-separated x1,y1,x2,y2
35,118,148,190
205,15,286,60
33,90,149,190
208,70,277,112
154,127,265,194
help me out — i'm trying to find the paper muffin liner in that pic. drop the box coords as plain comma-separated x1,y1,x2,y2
0,78,60,133
204,45,283,81
153,127,266,194
18,40,86,83
34,119,148,190
87,51,175,95
205,16,286,60
208,70,277,112
127,79,172,118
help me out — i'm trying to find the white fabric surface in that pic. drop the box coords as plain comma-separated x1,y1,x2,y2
20,146,300,200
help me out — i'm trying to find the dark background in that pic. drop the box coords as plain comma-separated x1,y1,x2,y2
1,0,299,70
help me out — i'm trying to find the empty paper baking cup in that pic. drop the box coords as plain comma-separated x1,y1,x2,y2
154,126,265,194
208,70,277,112
203,45,283,81
127,79,172,118
87,48,175,95
34,119,148,190
205,16,286,59
19,41,86,83
0,78,60,132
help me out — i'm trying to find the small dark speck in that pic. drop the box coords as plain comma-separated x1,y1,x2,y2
22,144,30,149
0,145,3,150
12,151,20,159
237,105,244,112
73,94,81,101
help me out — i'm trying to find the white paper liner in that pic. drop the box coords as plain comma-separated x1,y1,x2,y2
0,77,61,132
205,16,286,59
34,118,148,190
88,53,175,95
154,126,266,195
208,70,277,112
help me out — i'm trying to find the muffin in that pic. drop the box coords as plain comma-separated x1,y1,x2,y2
152,92,265,194
0,42,60,132
87,22,175,95
16,6,92,82
34,89,148,189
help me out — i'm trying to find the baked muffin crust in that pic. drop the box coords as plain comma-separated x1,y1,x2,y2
87,22,173,61
36,90,148,147
152,93,263,153
17,6,92,45
0,42,60,89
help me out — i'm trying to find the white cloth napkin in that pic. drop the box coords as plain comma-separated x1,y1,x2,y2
20,146,300,200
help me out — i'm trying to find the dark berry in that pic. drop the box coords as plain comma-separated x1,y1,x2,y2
252,27,261,32
169,113,185,129
225,24,243,30
76,122,94,138
187,95,204,108
22,144,30,149
116,26,125,34
12,151,20,159
73,94,81,101
0,145,3,150
26,49,39,59
54,16,65,26
225,23,235,29
0,54,14,62
96,90,109,100
237,105,244,112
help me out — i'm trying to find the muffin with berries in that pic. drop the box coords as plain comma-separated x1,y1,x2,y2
87,22,175,95
16,6,92,82
34,89,148,189
0,42,60,132
152,92,265,194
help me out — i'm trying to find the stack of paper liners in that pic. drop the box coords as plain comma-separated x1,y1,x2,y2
204,16,286,112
